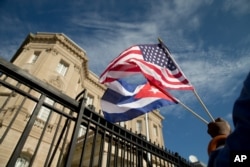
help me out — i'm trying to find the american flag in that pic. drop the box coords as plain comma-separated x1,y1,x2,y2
99,43,194,90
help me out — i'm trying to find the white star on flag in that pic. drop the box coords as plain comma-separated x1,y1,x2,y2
149,87,160,94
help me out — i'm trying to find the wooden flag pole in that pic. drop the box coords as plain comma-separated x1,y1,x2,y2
157,37,214,123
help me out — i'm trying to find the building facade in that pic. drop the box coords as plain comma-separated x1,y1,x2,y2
0,32,166,166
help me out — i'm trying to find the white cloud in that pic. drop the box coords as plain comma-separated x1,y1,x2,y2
181,52,249,94
67,1,218,74
147,0,213,31
223,0,250,15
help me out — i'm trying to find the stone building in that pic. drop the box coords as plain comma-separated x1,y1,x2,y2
0,32,165,166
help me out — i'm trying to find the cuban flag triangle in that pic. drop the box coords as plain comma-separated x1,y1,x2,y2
101,79,177,123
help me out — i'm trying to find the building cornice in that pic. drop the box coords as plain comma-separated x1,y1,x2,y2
151,110,165,121
86,70,107,91
11,32,88,64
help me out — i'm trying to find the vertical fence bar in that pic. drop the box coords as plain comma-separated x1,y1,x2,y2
44,108,64,167
79,120,91,167
113,136,118,166
89,121,99,167
97,123,106,167
0,86,30,143
64,98,85,167
0,77,17,113
29,102,54,166
106,129,113,167
50,118,69,167
6,94,46,167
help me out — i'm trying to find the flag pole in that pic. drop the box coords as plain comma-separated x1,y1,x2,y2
145,113,151,161
193,89,215,122
145,112,150,142
175,98,209,124
157,38,214,122
148,80,209,124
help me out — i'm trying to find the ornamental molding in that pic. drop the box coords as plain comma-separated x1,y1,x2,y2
22,45,30,51
45,48,59,56
48,75,64,90
29,33,87,62
74,64,80,73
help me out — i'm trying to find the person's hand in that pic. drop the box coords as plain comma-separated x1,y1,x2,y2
207,118,231,138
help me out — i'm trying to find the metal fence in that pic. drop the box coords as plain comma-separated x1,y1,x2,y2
0,58,194,167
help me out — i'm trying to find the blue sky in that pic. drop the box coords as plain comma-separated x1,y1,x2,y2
0,0,249,164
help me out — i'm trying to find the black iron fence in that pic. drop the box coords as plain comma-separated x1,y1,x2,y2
0,58,194,167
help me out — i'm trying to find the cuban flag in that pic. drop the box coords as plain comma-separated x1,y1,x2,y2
101,79,177,123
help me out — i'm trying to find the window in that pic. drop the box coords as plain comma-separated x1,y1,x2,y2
136,120,142,133
38,97,54,121
86,94,94,106
56,60,69,76
15,157,29,167
86,94,95,110
78,125,86,137
119,121,125,127
15,155,30,167
153,125,158,137
28,51,41,63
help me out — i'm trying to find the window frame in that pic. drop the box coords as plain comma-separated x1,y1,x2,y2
28,51,41,64
136,120,143,133
56,60,69,76
153,124,158,137
37,97,54,122
15,152,31,167
78,125,86,137
86,94,94,106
